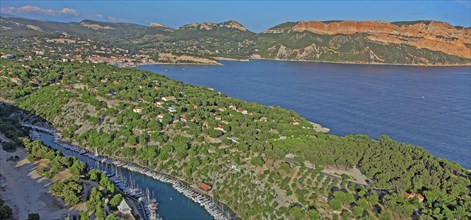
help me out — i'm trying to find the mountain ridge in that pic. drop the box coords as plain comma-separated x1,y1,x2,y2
179,20,250,32
1,16,470,65
283,20,471,59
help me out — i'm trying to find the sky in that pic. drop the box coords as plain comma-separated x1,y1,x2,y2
1,0,470,32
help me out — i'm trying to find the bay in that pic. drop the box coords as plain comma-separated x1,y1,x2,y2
138,61,471,168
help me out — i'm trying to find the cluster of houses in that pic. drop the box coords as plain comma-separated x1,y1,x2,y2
229,103,248,115
134,96,178,115
8,35,159,67
201,103,251,133
132,93,256,136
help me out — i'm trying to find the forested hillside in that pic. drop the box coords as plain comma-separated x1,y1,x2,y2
1,56,469,219
1,17,470,65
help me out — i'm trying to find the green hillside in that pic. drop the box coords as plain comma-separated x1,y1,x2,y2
1,57,469,219
1,17,470,65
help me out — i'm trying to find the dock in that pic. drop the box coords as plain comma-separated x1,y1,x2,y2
28,126,234,220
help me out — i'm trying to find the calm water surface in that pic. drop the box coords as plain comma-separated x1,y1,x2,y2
37,133,213,220
138,61,471,168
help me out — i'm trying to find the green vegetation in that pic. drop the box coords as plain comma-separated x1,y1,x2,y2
21,138,86,205
0,197,13,220
50,177,83,205
17,136,124,219
1,17,469,65
109,194,123,208
0,115,28,151
26,213,40,220
392,20,434,26
256,32,470,65
0,57,470,219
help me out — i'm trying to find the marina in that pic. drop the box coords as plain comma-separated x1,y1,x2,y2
26,125,234,220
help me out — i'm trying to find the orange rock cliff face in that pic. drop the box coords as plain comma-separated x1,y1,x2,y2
291,21,471,59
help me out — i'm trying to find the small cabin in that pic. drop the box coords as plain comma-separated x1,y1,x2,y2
237,108,248,115
156,114,164,122
403,192,425,203
198,183,212,192
180,113,187,122
162,96,176,102
215,125,225,132
1,54,15,59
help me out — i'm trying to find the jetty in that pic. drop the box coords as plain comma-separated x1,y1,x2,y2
21,123,55,134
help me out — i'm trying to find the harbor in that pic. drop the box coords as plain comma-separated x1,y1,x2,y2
25,124,235,220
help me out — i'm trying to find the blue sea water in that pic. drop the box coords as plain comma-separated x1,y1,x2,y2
138,61,471,169
37,133,214,220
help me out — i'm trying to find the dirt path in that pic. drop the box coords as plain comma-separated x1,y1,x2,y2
0,146,73,219
322,166,369,186
288,167,300,200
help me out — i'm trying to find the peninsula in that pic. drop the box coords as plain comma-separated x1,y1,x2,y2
0,55,469,219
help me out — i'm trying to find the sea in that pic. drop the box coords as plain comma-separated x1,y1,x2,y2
138,60,471,169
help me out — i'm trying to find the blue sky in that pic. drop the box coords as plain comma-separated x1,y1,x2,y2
1,1,470,32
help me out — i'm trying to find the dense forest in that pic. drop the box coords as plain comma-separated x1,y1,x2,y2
0,56,470,219
0,115,28,151
0,197,13,220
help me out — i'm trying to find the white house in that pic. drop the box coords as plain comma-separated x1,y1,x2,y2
117,199,132,214
162,96,176,102
237,108,248,115
215,125,225,132
156,114,164,122
154,102,163,107
1,54,15,59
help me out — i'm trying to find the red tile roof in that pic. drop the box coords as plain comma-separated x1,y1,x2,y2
403,192,425,203
198,183,212,191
